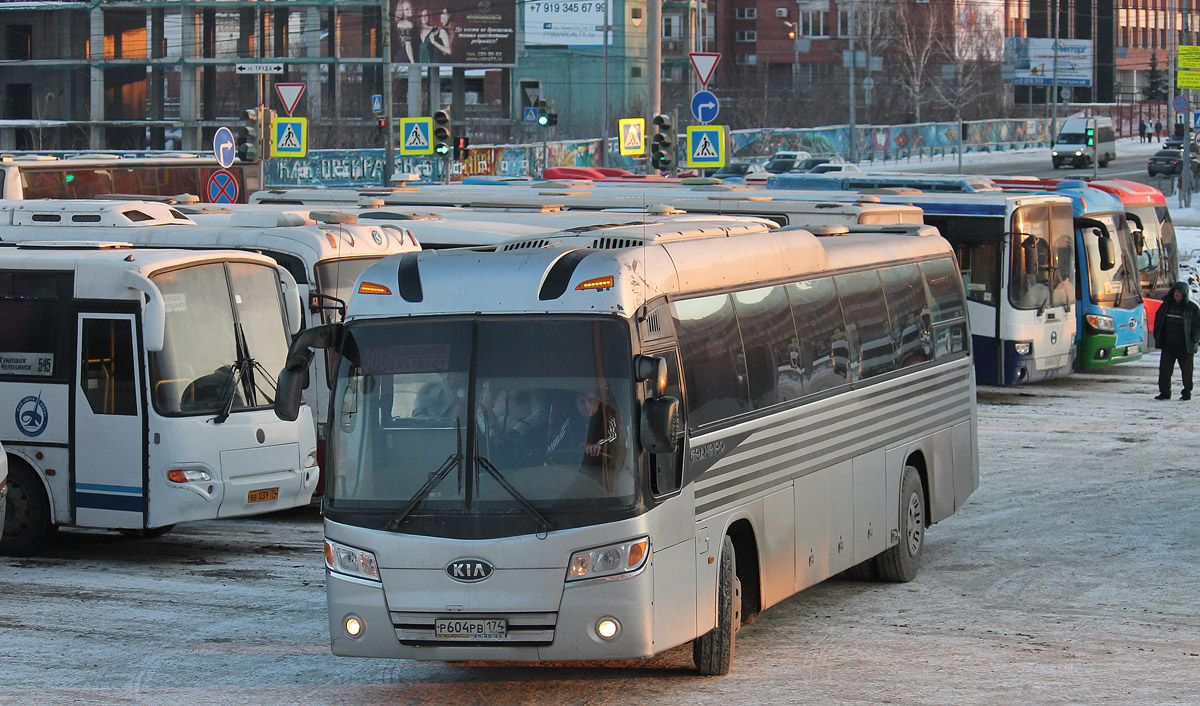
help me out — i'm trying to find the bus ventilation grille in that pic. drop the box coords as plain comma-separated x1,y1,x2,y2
590,237,642,249
500,239,554,251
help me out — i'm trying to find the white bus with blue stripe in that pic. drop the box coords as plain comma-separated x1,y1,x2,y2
0,242,317,555
272,218,978,674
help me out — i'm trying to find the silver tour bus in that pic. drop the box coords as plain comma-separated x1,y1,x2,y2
274,218,979,674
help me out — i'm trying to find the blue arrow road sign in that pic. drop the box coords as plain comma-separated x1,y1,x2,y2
523,106,539,123
691,90,719,124
371,94,383,115
212,126,236,169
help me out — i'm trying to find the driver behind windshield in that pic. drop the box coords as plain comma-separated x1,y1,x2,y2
545,390,626,489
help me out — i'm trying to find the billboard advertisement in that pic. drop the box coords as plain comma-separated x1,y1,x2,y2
391,0,515,66
524,0,611,47
1003,38,1092,86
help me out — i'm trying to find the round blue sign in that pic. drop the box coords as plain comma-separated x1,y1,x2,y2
691,90,720,124
213,126,236,169
207,169,239,204
1174,95,1189,112
16,394,48,437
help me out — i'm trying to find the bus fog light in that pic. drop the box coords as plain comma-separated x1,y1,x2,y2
344,615,364,638
596,617,620,640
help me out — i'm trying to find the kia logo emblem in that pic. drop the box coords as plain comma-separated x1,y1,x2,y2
446,558,494,583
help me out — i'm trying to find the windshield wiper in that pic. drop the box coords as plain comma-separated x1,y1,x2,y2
386,451,464,531
476,455,553,532
214,323,255,424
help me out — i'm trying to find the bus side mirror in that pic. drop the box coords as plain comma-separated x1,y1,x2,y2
635,355,668,397
1098,233,1116,271
1021,236,1039,276
277,267,302,335
641,396,681,454
275,323,342,422
124,270,166,352
1126,212,1145,254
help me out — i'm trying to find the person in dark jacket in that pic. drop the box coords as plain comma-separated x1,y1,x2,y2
1153,282,1200,399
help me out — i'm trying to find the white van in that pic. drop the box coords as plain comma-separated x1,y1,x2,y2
1051,117,1116,169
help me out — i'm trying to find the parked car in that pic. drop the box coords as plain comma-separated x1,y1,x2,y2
1147,149,1200,177
763,150,813,173
713,161,769,181
807,163,862,174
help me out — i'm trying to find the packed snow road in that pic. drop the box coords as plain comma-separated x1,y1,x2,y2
1,355,1197,706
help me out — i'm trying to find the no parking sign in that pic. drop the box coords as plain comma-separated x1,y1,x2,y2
206,169,239,204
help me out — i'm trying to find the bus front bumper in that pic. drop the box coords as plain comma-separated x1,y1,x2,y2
326,563,659,662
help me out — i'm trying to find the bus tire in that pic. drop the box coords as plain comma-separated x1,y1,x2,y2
876,465,925,583
1,461,55,557
693,535,741,675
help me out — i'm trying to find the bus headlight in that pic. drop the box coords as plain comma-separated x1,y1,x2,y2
325,539,380,582
567,537,649,582
167,469,211,483
1085,314,1116,333
1013,341,1033,356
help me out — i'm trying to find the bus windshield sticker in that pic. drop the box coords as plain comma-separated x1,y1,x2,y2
0,352,54,377
360,344,450,375
163,293,188,313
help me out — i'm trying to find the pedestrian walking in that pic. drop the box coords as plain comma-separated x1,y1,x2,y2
1156,120,1164,141
1140,120,1147,143
1154,281,1200,400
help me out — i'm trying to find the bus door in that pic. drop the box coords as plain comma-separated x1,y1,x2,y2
73,314,145,529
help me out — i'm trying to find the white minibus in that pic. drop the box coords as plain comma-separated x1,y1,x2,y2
0,242,317,555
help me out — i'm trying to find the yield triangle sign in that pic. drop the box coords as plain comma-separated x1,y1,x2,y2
689,53,721,88
275,83,306,116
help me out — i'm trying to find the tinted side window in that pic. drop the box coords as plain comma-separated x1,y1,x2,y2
880,264,933,368
787,277,849,393
672,294,749,428
921,257,967,323
732,286,801,409
921,258,970,358
834,270,895,379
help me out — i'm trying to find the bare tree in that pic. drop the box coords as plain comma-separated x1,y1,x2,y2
927,0,1003,167
892,0,941,124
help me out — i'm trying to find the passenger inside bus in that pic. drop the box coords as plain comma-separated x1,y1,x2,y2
412,371,467,418
545,390,625,490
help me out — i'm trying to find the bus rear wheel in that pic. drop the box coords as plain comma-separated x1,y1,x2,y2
693,535,741,675
876,465,925,583
1,462,55,557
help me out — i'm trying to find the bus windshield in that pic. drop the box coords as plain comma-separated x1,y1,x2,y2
313,257,385,323
325,316,639,539
1084,213,1142,308
149,262,289,416
1008,204,1075,311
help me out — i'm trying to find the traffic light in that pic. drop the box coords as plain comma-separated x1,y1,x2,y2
536,99,549,126
433,109,451,155
1085,122,1096,147
237,107,263,162
377,117,387,134
651,113,675,170
453,135,471,161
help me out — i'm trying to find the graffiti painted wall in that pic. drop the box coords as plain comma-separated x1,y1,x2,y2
264,118,1053,187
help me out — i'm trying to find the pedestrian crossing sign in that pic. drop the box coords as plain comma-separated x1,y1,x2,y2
619,118,646,156
399,117,434,155
271,117,308,158
686,125,726,168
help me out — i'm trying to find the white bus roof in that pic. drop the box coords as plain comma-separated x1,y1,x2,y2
347,220,951,320
0,241,281,302
249,185,925,225
0,200,421,264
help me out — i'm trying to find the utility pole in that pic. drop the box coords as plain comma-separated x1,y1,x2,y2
847,0,857,164
1050,0,1059,142
597,19,616,167
381,0,395,184
648,0,662,168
